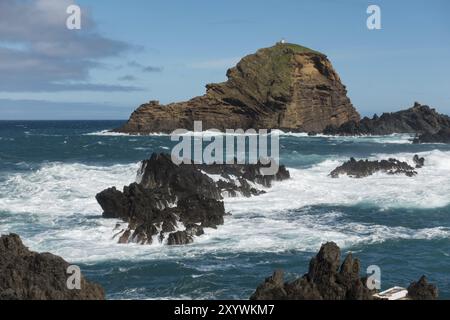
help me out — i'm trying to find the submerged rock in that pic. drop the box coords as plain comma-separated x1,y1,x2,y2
96,153,290,245
413,128,450,144
114,43,359,134
250,242,374,300
330,157,418,178
324,102,450,136
0,234,104,300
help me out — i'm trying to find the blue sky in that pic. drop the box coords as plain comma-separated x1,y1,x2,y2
0,0,449,119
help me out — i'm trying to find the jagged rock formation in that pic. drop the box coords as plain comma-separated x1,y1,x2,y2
329,157,419,178
250,242,374,300
324,102,450,136
413,128,450,144
0,234,104,300
413,154,425,168
115,43,359,134
407,276,439,300
250,242,438,300
96,153,290,245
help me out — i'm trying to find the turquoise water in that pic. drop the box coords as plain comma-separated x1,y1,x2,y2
1,120,449,299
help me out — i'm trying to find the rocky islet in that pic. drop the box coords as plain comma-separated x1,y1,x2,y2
115,43,360,134
96,153,290,245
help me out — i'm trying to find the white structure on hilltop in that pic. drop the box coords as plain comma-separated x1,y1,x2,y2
280,38,286,44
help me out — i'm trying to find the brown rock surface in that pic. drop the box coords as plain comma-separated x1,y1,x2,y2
116,43,359,134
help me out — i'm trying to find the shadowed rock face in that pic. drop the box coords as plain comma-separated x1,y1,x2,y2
413,128,450,144
0,234,105,300
324,102,450,136
250,242,374,300
329,157,419,178
96,153,290,245
115,43,359,134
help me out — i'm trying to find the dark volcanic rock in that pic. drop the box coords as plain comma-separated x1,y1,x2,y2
413,128,450,144
166,223,205,246
330,157,418,178
196,161,290,197
251,243,439,300
0,234,104,300
96,153,290,245
115,43,359,134
250,242,374,300
324,102,450,136
138,153,222,201
407,276,438,300
413,154,425,168
97,183,224,245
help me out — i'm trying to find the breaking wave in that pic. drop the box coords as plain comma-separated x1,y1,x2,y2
1,149,449,263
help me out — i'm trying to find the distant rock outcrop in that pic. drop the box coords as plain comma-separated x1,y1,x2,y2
115,43,359,134
0,234,104,300
413,128,450,144
96,153,290,245
329,157,419,178
250,242,374,300
324,102,450,136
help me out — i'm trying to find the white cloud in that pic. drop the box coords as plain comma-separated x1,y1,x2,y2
0,0,137,92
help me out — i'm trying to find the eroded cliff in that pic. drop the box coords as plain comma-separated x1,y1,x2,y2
116,43,360,134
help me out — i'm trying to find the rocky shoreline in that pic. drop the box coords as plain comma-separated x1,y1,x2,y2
96,153,290,245
2,41,448,300
251,242,438,300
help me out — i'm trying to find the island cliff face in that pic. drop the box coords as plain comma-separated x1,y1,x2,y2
116,43,360,134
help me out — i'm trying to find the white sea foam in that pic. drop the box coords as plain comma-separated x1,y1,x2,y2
0,162,139,217
85,130,168,137
227,149,450,212
273,131,414,144
1,149,449,263
85,129,414,145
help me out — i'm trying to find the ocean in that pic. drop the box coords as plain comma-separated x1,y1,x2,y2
1,120,449,299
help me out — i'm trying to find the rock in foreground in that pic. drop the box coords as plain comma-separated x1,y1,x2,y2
330,157,419,178
96,153,290,245
324,102,450,136
0,234,104,300
251,242,438,300
115,43,359,134
407,276,439,300
250,242,374,300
